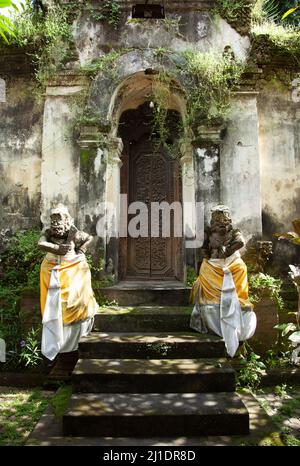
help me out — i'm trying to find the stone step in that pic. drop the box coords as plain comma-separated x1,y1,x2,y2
63,392,249,437
79,332,226,359
72,358,236,393
96,285,190,307
46,351,79,386
94,306,192,332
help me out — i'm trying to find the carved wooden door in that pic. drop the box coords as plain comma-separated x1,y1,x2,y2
126,139,181,279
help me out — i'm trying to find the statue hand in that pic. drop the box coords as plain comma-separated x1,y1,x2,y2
58,243,72,255
218,246,227,259
210,249,219,259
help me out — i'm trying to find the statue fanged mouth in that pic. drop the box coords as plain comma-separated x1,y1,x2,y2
51,223,66,237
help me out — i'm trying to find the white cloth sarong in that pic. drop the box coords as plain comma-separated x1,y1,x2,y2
41,254,95,360
190,252,257,357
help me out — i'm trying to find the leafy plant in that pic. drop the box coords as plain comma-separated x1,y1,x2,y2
252,0,281,24
151,71,175,153
0,0,17,43
150,342,170,357
180,49,244,127
252,0,300,25
237,346,266,390
281,0,300,26
281,433,300,446
274,218,300,354
186,267,198,287
274,383,288,397
87,0,121,29
249,272,284,311
85,253,104,277
0,229,43,368
275,219,300,300
215,0,251,21
162,16,183,37
80,49,122,79
1,229,44,289
18,326,42,368
0,288,22,368
274,322,300,366
97,296,118,307
252,1,300,60
252,19,300,56
264,345,292,368
150,48,245,156
2,2,73,97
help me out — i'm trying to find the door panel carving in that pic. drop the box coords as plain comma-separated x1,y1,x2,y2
127,140,181,279
118,103,183,281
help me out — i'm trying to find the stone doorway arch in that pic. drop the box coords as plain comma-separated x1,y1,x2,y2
78,51,199,284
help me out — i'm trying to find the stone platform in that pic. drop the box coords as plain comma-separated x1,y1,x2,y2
27,285,278,444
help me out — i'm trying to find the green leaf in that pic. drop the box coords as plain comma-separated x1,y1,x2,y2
0,18,14,35
0,0,12,8
282,6,300,20
274,323,290,331
282,322,297,336
0,28,9,43
0,12,15,38
288,331,300,343
0,13,14,27
11,2,19,13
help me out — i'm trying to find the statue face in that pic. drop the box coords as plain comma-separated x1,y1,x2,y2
50,213,69,237
211,212,232,233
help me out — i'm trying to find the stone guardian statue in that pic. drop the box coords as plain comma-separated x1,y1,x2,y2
38,204,98,360
190,205,257,357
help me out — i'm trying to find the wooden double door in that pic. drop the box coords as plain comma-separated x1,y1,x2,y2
120,137,183,281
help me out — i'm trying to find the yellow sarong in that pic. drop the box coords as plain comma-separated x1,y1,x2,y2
40,257,97,325
190,255,253,308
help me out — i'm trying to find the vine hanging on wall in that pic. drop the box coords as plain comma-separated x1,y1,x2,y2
86,0,121,29
150,48,245,156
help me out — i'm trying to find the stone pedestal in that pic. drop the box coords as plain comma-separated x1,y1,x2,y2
250,289,279,355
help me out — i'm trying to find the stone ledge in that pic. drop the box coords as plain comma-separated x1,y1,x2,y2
0,371,46,388
261,368,300,388
26,390,279,445
230,362,300,388
59,0,216,12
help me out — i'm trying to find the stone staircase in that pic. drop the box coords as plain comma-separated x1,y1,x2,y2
62,285,250,438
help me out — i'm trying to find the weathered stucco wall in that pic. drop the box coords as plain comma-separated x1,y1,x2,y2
73,10,250,66
194,145,220,225
258,84,300,231
220,93,262,240
0,4,252,243
257,82,300,270
0,3,299,276
40,86,82,228
0,73,43,240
